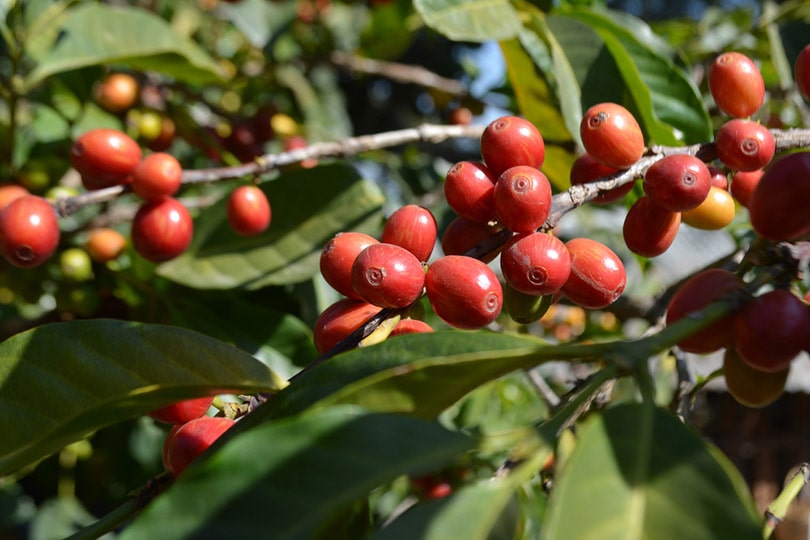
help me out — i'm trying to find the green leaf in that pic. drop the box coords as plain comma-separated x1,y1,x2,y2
221,0,297,49
24,4,226,91
158,163,385,290
414,0,521,42
120,406,473,540
0,319,285,476
543,403,762,540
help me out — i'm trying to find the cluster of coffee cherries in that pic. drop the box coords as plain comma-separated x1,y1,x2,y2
312,115,630,353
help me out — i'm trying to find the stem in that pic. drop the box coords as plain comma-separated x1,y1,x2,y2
763,463,810,539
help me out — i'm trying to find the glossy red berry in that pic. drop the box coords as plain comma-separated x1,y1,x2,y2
71,129,142,190
131,197,193,262
149,397,215,425
643,154,711,212
569,153,631,204
708,165,729,190
320,232,379,298
444,161,497,224
748,152,810,241
500,232,571,296
480,116,545,177
0,195,60,268
0,184,29,211
425,255,503,330
708,52,765,118
85,228,127,262
440,217,502,263
622,196,681,257
493,166,552,233
313,298,381,354
796,45,810,101
132,152,182,202
729,169,763,208
665,268,743,354
381,205,437,262
732,289,810,372
580,103,645,169
715,119,775,172
162,416,234,477
227,185,272,236
351,243,425,308
390,318,434,336
562,238,626,309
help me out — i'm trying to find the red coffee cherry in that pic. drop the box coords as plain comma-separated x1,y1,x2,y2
85,228,127,262
320,232,379,299
448,106,473,126
390,318,434,336
0,184,29,211
732,289,810,372
708,165,729,190
569,152,632,204
643,154,711,212
715,119,775,172
132,152,182,202
444,161,497,224
313,298,381,354
0,195,60,268
493,166,552,233
480,116,545,177
94,73,139,114
796,44,810,101
149,397,215,425
729,169,763,208
500,232,571,296
708,52,765,118
425,255,503,329
748,152,810,241
682,186,736,230
622,196,681,257
227,185,272,236
131,197,193,262
162,416,235,477
665,268,743,354
70,129,142,190
723,347,789,408
351,243,425,309
562,238,626,309
381,204,437,262
580,103,645,169
440,217,502,263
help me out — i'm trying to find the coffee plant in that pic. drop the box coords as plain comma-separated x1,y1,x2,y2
1,1,810,539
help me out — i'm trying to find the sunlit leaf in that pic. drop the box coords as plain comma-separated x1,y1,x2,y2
414,0,521,42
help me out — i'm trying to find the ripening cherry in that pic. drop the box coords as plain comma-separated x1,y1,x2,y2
440,217,502,263
444,161,497,224
708,52,765,118
748,152,810,241
94,73,140,114
682,186,736,230
351,243,425,309
723,347,789,408
227,185,272,236
0,195,60,268
732,289,810,372
131,197,193,262
561,238,626,309
622,196,681,257
580,103,645,169
85,228,127,262
729,169,763,208
503,283,553,325
665,268,743,354
569,152,632,204
480,116,545,177
708,165,729,190
715,119,775,172
425,255,503,330
131,152,183,202
381,204,437,262
0,184,29,210
493,166,552,233
71,129,142,190
313,298,381,354
320,232,379,299
796,44,810,101
390,318,434,336
500,232,571,296
643,154,711,212
162,416,235,477
149,397,215,425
